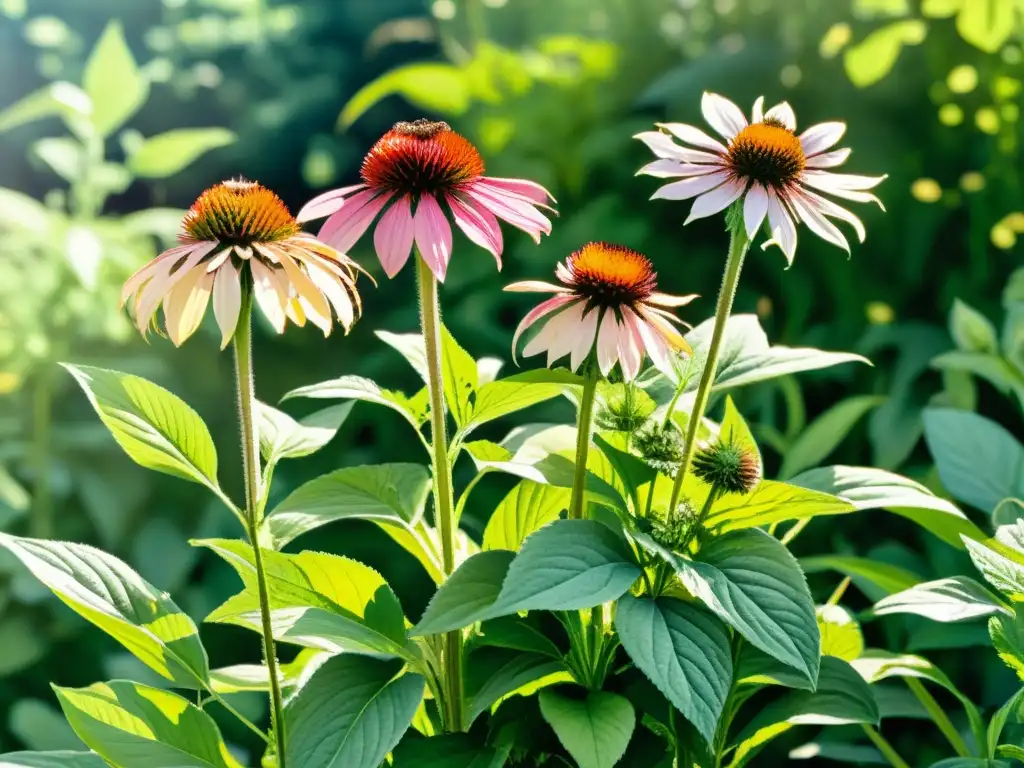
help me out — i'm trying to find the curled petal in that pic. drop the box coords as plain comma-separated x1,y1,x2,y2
648,291,698,307
448,193,503,265
504,280,565,293
596,310,620,377
743,182,770,239
474,177,555,204
318,190,393,252
762,189,798,265
570,308,599,371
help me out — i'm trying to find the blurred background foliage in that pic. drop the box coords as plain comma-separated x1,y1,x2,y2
0,0,1022,763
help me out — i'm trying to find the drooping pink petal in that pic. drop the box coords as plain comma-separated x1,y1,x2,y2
297,184,367,223
250,259,288,333
473,177,555,204
655,123,729,154
521,301,578,360
648,291,699,307
504,280,565,293
462,184,552,242
304,258,356,330
616,309,644,381
448,193,503,266
570,307,599,371
763,189,798,265
701,92,747,141
805,148,851,169
800,122,846,156
596,310,620,376
134,241,219,334
511,295,577,361
640,307,688,351
630,307,674,378
318,190,393,252
785,189,850,253
652,170,731,201
751,96,765,124
764,101,796,130
796,186,867,242
684,178,746,224
413,194,453,282
373,194,415,278
743,182,770,239
212,263,242,349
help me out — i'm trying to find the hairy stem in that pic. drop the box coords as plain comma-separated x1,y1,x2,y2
569,370,600,520
905,678,970,757
668,216,750,514
416,255,465,732
233,293,287,766
860,725,912,768
30,362,55,539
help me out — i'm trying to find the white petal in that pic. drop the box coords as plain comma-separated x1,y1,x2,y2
764,101,796,130
797,186,867,242
635,131,694,161
596,310,619,376
743,183,769,239
751,96,765,124
701,92,747,140
652,170,730,201
616,314,643,382
786,190,850,253
570,308,599,371
684,178,746,224
212,264,242,349
629,306,673,378
805,148,851,169
504,280,564,293
802,169,887,191
800,122,846,156
762,189,798,265
655,122,729,154
636,159,720,178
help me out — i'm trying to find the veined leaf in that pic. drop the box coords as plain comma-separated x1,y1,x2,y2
538,690,635,768
964,536,1024,600
482,481,569,551
459,369,581,439
54,681,241,768
0,534,208,687
780,396,886,480
469,452,626,513
817,605,864,661
0,753,106,767
466,647,567,724
256,401,352,465
800,555,922,596
441,325,478,428
412,550,514,636
706,480,855,532
735,645,815,691
475,616,562,658
285,655,424,768
284,374,429,437
869,576,1010,622
82,21,147,136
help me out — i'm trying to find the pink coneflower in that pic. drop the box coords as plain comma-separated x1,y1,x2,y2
636,92,886,264
121,179,365,347
297,119,555,282
506,242,697,381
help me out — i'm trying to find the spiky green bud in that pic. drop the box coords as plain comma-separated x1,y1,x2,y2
691,438,761,495
594,383,655,433
634,421,684,474
651,499,698,551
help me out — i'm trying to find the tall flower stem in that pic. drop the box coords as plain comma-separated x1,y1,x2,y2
667,214,750,514
233,291,287,766
415,255,465,732
569,369,599,520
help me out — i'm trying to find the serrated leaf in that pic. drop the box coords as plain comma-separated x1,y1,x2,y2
614,595,731,744
482,481,569,552
476,615,562,658
466,647,567,724
869,575,1009,622
538,690,635,768
285,655,424,768
964,537,1024,600
441,325,478,428
469,452,626,513
128,129,236,179
780,396,885,480
54,681,241,768
82,21,148,136
0,534,208,687
284,374,428,434
0,753,106,768
735,644,815,691
257,401,352,465
800,555,922,596
62,365,220,492
989,612,1024,681
412,550,514,636
458,369,582,439
705,480,855,533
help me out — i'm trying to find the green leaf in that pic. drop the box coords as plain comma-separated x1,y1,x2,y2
735,645,815,691
0,753,106,768
391,734,507,768
62,365,220,493
780,396,886,480
285,655,424,768
482,481,569,552
476,616,562,658
538,690,635,768
257,401,352,465
284,374,428,435
950,299,1000,353
924,408,1024,514
705,480,855,533
466,647,567,723
997,746,1024,762
262,463,431,548
82,21,147,136
988,688,1024,758
0,534,209,687
460,370,581,438
469,452,626,513
614,595,731,745
989,612,1024,681
843,20,927,87
197,539,412,659
664,529,820,684
54,681,241,768
593,432,657,509
730,657,879,767
412,550,514,636
0,83,91,133
790,465,986,547
817,605,864,661
964,537,1024,600
929,760,1011,768
339,63,470,129
800,555,922,596
869,576,1009,622
128,129,236,179
956,0,1016,52
441,325,478,428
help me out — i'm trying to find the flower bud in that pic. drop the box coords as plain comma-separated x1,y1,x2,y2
691,437,761,495
634,421,684,474
651,499,698,551
594,383,655,433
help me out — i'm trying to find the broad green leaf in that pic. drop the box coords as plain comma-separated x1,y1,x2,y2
339,63,470,128
284,374,428,434
964,537,1024,600
800,555,922,596
482,481,569,551
593,432,656,509
780,396,886,480
62,365,219,492
869,576,1009,622
469,452,626,513
476,616,562,658
998,746,1024,762
82,21,147,136
412,550,514,636
209,649,326,694
931,351,1024,403
843,20,927,87
950,299,999,353
285,655,424,768
391,734,506,767
988,688,1024,758
658,529,820,684
790,465,985,547
956,0,1016,52
0,534,208,687
735,645,815,691
262,463,431,548
0,82,91,133
614,595,731,744
0,753,106,768
990,612,1024,680
538,690,635,768
729,657,879,768
441,325,478,428
817,605,864,661
256,401,352,465
788,742,887,764
924,408,1024,514
376,330,428,380
466,647,567,723
128,129,236,179
54,681,241,768
197,539,412,659
705,480,855,533
458,370,581,438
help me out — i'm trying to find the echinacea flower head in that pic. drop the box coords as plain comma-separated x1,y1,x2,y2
636,92,887,264
121,179,365,347
506,242,697,381
298,119,555,282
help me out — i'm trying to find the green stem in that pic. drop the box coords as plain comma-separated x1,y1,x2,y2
569,369,600,520
30,362,55,539
206,689,270,744
233,293,288,767
416,255,465,733
905,678,970,757
668,217,750,515
860,725,912,768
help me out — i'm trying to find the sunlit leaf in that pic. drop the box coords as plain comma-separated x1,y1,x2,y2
780,396,886,480
466,647,567,724
0,82,91,133
956,0,1016,52
82,21,148,136
869,575,1009,622
800,555,922,596
339,63,470,129
817,605,865,661
482,481,569,552
843,20,927,87
538,690,635,768
128,128,236,179
257,401,352,465
284,374,428,435
0,752,106,767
